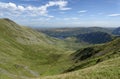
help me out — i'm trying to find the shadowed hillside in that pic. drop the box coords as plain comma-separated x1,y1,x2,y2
37,27,113,39
112,27,120,35
76,32,112,44
65,38,120,72
36,27,114,44
38,38,120,79
39,56,120,79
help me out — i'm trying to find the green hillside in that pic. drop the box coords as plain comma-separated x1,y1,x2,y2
39,56,120,79
65,38,120,72
38,38,120,79
0,18,74,79
0,18,120,79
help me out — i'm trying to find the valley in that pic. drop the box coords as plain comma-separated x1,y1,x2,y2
0,18,120,79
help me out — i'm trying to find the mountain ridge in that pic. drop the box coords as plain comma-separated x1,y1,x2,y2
0,18,74,78
0,18,120,79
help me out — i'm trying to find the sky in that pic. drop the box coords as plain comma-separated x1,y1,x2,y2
0,0,120,28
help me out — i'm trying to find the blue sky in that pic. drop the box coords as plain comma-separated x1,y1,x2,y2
0,0,120,27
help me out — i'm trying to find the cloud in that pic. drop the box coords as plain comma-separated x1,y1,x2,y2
78,10,87,13
0,0,71,17
108,14,120,16
45,1,71,10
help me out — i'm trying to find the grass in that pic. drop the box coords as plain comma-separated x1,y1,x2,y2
64,38,120,72
0,18,75,79
0,18,120,79
38,57,120,79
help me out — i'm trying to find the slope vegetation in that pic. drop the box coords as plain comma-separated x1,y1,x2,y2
38,38,120,79
65,38,120,72
0,18,119,79
39,56,120,79
0,18,73,79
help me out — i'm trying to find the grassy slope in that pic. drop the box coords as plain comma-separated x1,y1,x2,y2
37,38,120,79
0,18,119,79
39,56,120,79
0,18,74,79
64,38,120,72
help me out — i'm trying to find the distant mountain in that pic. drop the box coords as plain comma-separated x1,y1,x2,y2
36,27,113,39
76,32,112,44
36,27,114,44
112,27,120,35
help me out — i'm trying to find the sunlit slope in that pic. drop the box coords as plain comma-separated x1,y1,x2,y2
0,18,68,47
0,18,119,79
65,38,120,72
37,38,120,79
39,56,120,79
0,18,73,78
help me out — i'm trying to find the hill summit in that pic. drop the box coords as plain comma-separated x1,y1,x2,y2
0,18,73,79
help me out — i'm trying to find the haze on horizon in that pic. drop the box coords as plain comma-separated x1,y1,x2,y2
0,0,120,28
